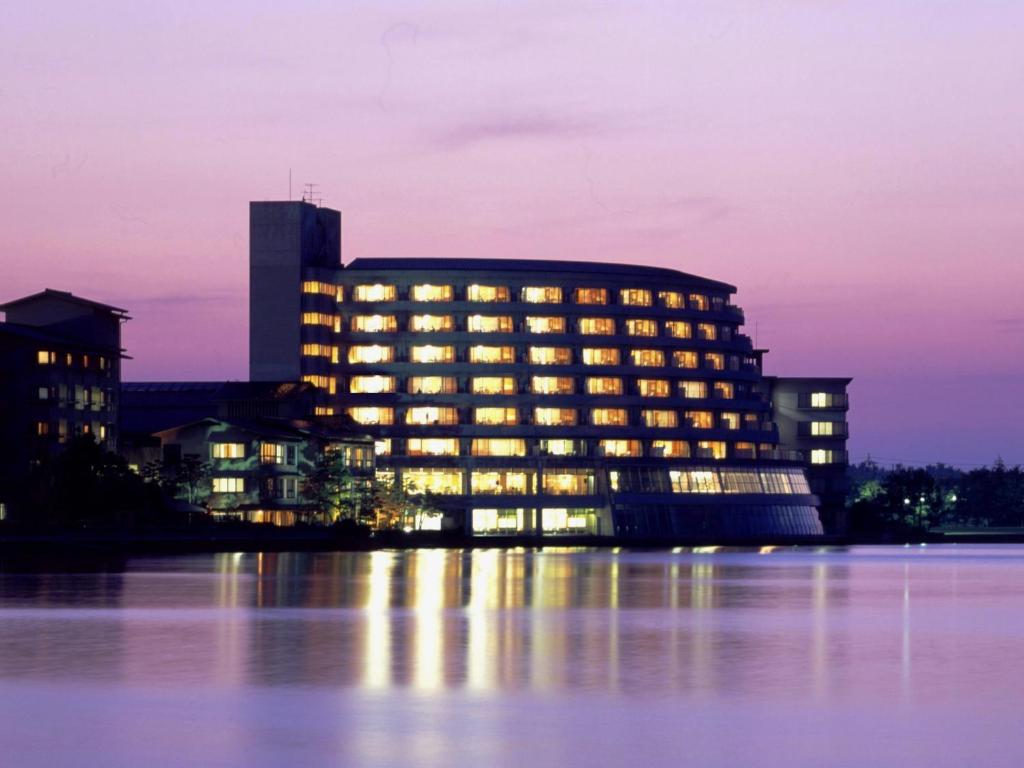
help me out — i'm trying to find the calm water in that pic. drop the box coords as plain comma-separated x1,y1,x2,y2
2,545,1024,766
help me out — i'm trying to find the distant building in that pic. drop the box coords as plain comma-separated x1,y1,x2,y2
152,416,375,525
246,200,851,540
762,377,852,533
0,289,128,520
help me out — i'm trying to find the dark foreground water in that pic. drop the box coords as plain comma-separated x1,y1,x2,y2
2,546,1024,767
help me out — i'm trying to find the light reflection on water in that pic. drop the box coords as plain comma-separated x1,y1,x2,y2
2,546,1024,766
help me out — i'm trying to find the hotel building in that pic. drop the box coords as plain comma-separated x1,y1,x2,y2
250,200,847,539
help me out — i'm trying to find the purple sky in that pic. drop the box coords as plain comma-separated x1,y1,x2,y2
2,2,1022,467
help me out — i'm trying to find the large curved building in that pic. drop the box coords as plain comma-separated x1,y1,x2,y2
250,200,829,539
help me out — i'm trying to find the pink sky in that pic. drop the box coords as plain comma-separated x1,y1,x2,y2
2,2,1022,466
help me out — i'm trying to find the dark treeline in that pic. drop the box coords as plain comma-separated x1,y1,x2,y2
848,457,1024,539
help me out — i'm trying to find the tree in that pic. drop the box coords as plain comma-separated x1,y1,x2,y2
174,454,210,505
303,449,368,524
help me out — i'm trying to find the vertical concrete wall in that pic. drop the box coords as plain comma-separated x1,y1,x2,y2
248,202,341,382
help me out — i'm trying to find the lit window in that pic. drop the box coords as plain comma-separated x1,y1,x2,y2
704,353,725,371
471,438,527,457
211,443,245,459
471,376,516,395
529,346,572,365
619,288,652,306
411,345,455,363
582,347,619,365
410,284,453,302
526,316,566,334
315,406,335,416
302,280,338,297
665,321,692,339
574,288,608,305
212,477,245,493
37,387,49,400
600,439,642,457
350,375,396,394
721,412,741,430
471,470,534,495
658,291,684,308
532,376,575,395
578,317,616,335
696,440,727,460
521,286,563,304
406,406,459,425
674,384,705,404
542,470,595,495
302,312,337,328
630,349,664,367
625,318,658,337
810,421,841,436
540,438,578,456
467,314,514,333
697,323,717,341
350,315,396,332
353,284,396,302
407,376,457,394
673,350,699,369
713,381,734,399
302,374,336,394
406,438,460,456
734,442,758,459
402,468,463,495
534,407,577,426
670,470,721,493
689,293,710,311
685,411,714,429
651,440,690,458
811,449,844,464
809,392,846,408
260,442,297,465
642,410,678,428
349,345,394,364
637,379,670,397
473,508,527,532
469,345,515,364
348,406,395,425
474,407,518,426
592,408,628,426
302,343,333,358
466,285,510,302
586,376,622,395
37,350,56,365
36,421,49,436
410,314,454,332
374,439,392,456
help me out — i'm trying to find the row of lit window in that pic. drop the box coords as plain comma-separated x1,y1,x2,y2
36,384,111,410
348,405,762,429
344,344,740,369
347,374,739,398
340,284,725,310
344,314,729,339
301,343,340,362
367,436,760,459
36,350,110,370
34,420,109,441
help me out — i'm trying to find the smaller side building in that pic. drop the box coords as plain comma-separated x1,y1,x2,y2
152,416,375,525
0,289,128,521
763,377,852,534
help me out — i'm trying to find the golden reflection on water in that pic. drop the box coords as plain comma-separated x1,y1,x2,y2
8,546,1022,702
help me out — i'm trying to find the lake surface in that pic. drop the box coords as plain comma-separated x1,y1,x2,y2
2,545,1024,767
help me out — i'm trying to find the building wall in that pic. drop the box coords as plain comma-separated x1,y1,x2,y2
247,224,826,538
764,377,851,534
249,202,341,383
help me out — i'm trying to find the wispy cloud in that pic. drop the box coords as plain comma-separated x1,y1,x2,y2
433,113,606,150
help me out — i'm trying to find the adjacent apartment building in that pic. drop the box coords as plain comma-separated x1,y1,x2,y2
248,200,851,539
0,289,127,520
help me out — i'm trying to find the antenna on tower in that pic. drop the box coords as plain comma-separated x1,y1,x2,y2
302,183,323,207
